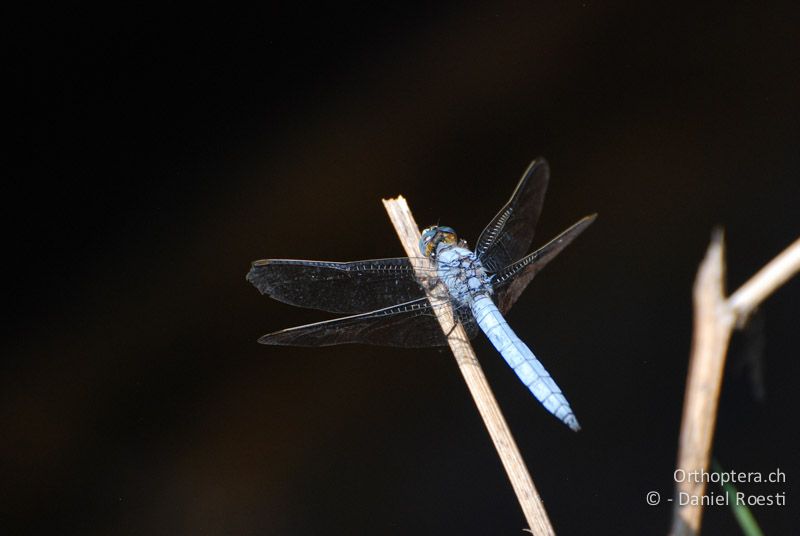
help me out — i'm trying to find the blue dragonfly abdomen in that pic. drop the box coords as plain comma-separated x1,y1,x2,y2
426,234,580,431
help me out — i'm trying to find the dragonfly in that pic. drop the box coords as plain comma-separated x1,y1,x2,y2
247,158,595,431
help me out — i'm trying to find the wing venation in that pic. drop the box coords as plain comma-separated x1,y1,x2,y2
492,215,596,313
475,158,550,272
247,257,429,314
257,298,479,348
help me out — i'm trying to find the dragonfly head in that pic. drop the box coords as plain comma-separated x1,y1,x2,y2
419,226,458,258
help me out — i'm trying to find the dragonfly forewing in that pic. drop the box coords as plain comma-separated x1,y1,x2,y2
247,257,439,314
475,158,550,272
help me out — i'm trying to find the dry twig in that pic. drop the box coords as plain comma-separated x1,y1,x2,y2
671,233,800,536
383,196,555,536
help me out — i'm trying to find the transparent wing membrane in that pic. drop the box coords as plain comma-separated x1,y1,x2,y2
492,215,596,313
257,297,479,348
475,158,550,272
247,257,436,314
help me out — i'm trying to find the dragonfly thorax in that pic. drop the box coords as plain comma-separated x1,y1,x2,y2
435,245,493,305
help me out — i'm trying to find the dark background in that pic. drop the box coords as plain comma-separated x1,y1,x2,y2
13,2,799,534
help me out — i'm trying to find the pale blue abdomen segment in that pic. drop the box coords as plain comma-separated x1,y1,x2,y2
471,295,580,431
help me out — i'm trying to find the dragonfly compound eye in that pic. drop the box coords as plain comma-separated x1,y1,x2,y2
419,226,439,257
419,226,459,257
438,227,458,246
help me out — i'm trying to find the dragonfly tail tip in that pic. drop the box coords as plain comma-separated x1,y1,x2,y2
565,414,581,432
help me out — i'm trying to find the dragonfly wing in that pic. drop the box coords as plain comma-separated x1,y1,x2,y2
492,215,596,314
247,257,431,314
475,158,550,272
258,298,479,348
